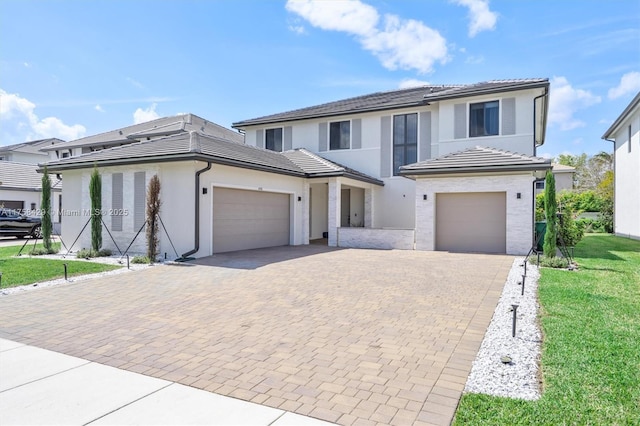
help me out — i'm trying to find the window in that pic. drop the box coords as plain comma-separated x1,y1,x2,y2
265,128,283,152
329,121,350,150
393,113,418,176
629,125,632,153
535,181,545,190
469,101,499,137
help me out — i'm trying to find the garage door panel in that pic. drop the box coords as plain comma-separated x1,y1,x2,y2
436,192,506,254
213,188,290,253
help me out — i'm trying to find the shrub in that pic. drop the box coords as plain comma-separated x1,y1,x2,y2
531,256,570,269
146,175,161,262
557,209,584,247
544,170,558,258
41,165,53,251
29,247,59,256
131,255,150,264
89,166,102,252
76,248,112,258
576,218,606,233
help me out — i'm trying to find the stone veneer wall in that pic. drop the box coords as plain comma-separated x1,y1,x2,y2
337,228,415,250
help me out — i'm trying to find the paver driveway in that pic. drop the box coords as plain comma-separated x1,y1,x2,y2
0,246,513,425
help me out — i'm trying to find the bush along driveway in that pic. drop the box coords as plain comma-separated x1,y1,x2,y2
454,234,640,425
0,243,120,289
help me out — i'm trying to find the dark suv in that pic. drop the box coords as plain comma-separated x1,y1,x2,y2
0,208,42,239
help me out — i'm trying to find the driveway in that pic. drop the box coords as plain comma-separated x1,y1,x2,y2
0,246,512,425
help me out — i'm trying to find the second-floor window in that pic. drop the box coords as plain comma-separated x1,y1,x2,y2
393,113,418,175
470,101,499,137
265,128,283,152
330,121,350,150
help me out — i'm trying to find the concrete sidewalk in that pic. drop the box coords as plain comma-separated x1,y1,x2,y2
0,338,334,425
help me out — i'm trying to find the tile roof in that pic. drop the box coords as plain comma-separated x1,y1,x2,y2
399,146,552,176
41,114,243,151
0,161,62,191
41,132,383,185
232,79,549,127
0,138,64,155
283,149,384,185
551,163,576,173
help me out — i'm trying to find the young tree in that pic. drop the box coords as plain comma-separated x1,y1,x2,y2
543,170,558,258
41,165,53,252
146,175,161,262
89,166,102,252
597,170,614,233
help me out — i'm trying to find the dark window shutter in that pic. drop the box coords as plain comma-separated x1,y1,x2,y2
502,97,516,135
380,116,392,178
419,111,431,161
111,173,123,232
284,126,293,151
454,103,466,139
134,171,146,230
318,122,328,151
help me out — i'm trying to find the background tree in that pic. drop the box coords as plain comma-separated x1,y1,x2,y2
89,166,102,252
41,165,53,252
596,170,614,233
544,170,558,258
556,151,612,191
146,175,161,262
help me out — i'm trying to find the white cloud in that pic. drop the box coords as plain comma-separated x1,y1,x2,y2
451,0,498,37
465,54,484,64
548,76,601,131
0,89,86,143
95,104,105,112
126,77,145,90
286,0,448,74
286,0,378,37
399,78,430,89
608,71,640,99
133,103,160,124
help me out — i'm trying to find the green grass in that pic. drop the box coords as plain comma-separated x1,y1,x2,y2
454,234,640,425
0,242,121,288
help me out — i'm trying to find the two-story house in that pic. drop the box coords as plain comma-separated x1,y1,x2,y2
233,79,551,254
42,79,551,258
602,91,640,240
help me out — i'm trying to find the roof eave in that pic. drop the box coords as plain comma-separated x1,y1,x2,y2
602,92,640,140
399,163,552,177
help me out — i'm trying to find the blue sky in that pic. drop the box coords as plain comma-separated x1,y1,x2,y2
1,0,639,158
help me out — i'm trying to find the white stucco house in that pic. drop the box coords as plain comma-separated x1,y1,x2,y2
602,91,640,240
534,163,575,195
43,79,552,258
0,138,63,164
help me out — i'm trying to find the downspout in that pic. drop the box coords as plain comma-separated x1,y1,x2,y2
179,131,211,260
533,87,549,154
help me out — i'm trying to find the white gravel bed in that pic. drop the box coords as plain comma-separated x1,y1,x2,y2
1,253,157,296
464,257,542,400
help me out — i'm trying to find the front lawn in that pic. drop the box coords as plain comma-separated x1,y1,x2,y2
454,234,640,425
0,243,121,289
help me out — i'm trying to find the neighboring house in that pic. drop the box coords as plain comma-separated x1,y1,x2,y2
0,138,64,164
534,163,575,195
234,79,551,255
43,79,552,258
602,92,640,240
0,161,63,233
40,114,244,160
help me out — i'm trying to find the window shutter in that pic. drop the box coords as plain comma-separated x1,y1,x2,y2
380,116,392,178
318,122,328,151
454,103,466,139
111,173,123,231
134,171,146,230
502,97,516,135
419,111,431,161
256,129,264,149
352,119,362,149
284,126,293,151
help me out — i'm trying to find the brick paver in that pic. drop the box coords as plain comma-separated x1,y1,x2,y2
0,246,512,425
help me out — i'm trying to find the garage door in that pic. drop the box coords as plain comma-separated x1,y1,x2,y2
435,192,506,254
212,187,290,253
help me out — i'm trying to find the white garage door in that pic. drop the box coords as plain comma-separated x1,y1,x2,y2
212,187,290,254
435,192,506,254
